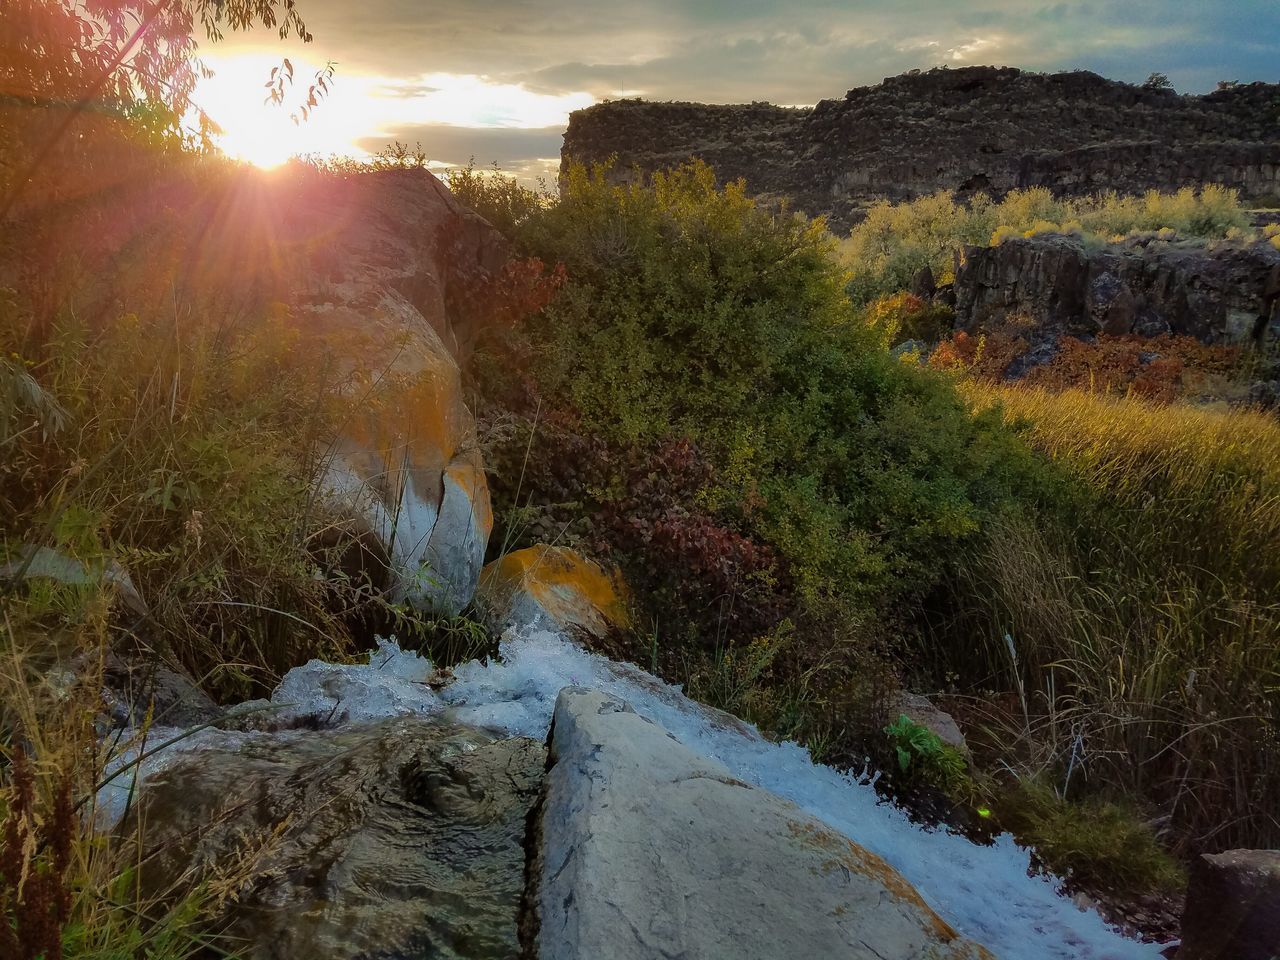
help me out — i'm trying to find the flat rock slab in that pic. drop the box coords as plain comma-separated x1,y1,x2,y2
534,687,993,960
134,717,544,960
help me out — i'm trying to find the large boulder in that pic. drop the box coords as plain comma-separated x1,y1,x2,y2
475,545,630,641
532,687,994,960
131,717,544,960
1179,849,1280,960
267,170,507,613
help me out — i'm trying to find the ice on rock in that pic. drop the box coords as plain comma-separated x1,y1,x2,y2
269,637,441,724
95,640,439,828
441,629,1164,960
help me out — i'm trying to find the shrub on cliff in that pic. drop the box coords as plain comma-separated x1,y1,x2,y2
844,186,1252,305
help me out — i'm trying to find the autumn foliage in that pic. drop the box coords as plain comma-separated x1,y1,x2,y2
930,329,1244,402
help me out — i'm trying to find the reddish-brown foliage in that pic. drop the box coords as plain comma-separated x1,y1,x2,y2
1,748,75,960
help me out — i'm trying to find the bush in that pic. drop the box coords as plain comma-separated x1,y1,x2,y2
493,160,1056,625
472,161,1070,768
884,714,969,793
445,158,551,236
860,292,954,347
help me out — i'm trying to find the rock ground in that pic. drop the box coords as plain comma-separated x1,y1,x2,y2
533,687,995,960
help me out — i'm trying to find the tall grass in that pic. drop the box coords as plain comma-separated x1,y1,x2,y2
0,301,367,698
942,385,1280,852
0,606,250,959
0,288,394,951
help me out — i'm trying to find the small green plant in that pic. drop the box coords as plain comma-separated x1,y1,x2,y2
884,714,969,792
387,605,496,667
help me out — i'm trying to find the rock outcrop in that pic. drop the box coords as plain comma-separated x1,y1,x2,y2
475,545,630,641
562,67,1280,231
1179,849,1280,960
269,170,507,613
532,687,994,960
954,234,1280,345
134,717,544,960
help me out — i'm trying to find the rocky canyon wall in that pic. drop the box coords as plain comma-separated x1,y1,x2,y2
562,67,1280,231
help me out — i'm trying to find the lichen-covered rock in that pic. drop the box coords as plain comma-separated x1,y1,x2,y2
270,170,507,613
564,67,1280,231
476,545,629,641
1179,849,1280,960
533,687,994,960
955,234,1280,346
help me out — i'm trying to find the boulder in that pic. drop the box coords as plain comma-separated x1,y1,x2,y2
1179,849,1280,960
532,687,994,960
132,717,544,960
0,544,146,616
475,545,630,641
891,691,970,757
268,170,507,613
98,653,220,728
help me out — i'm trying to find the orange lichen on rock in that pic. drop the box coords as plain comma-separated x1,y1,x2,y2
478,545,630,638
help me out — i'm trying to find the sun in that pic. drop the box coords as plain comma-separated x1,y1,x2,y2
195,53,373,167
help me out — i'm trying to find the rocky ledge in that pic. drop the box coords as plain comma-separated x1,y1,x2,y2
954,234,1280,345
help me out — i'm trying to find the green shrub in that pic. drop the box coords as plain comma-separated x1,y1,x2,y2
445,158,550,236
496,160,1057,624
843,186,1252,305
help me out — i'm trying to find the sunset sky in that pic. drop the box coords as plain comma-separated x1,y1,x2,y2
197,0,1280,176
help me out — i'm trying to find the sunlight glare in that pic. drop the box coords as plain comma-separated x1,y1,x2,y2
196,53,378,166
195,55,596,168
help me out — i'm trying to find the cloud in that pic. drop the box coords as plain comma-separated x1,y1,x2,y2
355,123,565,177
206,0,1280,174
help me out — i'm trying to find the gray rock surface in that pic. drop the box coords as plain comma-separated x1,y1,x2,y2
954,234,1280,346
99,653,220,728
1179,848,1280,960
134,717,544,960
533,687,993,960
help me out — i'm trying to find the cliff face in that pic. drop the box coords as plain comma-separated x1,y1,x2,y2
562,67,1280,231
953,234,1280,346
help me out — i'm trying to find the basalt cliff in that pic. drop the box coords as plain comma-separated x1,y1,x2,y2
562,66,1280,230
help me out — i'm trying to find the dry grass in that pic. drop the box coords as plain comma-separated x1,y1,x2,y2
943,385,1280,852
0,278,383,954
0,597,249,959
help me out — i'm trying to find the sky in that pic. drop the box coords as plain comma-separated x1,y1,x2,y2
196,0,1280,177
